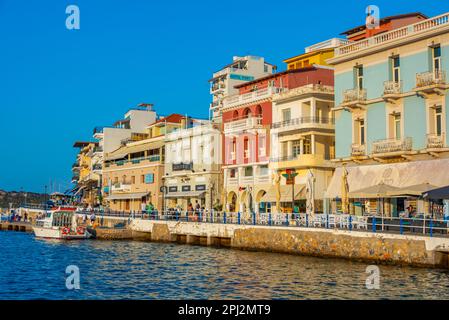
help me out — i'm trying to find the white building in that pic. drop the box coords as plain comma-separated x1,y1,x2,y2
209,55,276,122
164,118,223,211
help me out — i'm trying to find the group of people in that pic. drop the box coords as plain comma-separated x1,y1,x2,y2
7,211,28,222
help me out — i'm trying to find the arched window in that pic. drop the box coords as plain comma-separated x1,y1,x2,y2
255,105,262,117
233,110,239,119
243,108,252,118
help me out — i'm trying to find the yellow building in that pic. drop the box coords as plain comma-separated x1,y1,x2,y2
102,114,185,213
72,142,101,207
284,38,350,70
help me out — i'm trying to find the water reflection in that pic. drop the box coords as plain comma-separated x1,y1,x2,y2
1,232,449,300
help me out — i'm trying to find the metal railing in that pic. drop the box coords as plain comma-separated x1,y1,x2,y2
372,137,413,154
88,210,449,238
335,12,449,57
224,116,263,133
351,143,366,156
427,133,446,148
271,116,334,129
383,80,402,95
416,70,446,87
343,88,367,103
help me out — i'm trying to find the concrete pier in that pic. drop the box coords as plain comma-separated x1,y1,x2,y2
0,222,33,233
129,219,449,268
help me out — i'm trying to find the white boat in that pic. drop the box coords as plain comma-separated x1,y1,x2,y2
32,208,93,240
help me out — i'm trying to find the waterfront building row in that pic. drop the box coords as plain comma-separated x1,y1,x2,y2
71,10,449,218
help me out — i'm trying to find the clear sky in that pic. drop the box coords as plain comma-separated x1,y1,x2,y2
1,0,448,193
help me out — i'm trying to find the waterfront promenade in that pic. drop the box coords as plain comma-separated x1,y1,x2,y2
74,210,449,268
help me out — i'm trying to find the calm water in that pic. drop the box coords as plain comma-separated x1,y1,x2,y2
1,231,449,300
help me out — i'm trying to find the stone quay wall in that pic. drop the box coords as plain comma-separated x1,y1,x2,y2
129,219,449,268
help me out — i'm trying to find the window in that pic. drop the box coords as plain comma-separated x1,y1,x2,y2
122,175,126,183
292,140,301,157
392,56,400,82
114,177,118,184
394,114,401,140
433,46,441,72
244,166,253,177
141,175,145,183
435,105,443,136
255,105,263,117
243,108,252,118
259,165,269,176
131,176,136,184
356,119,365,145
355,65,363,89
230,169,236,178
303,60,310,67
303,138,311,154
243,138,249,158
233,110,239,119
282,109,291,122
264,64,268,72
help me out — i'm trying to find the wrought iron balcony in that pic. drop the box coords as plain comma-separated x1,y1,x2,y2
383,81,403,95
351,144,366,156
372,137,413,155
427,133,445,149
416,70,446,88
342,88,367,104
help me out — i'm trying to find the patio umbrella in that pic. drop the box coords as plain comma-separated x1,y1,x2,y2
273,172,281,213
306,170,315,216
349,182,401,222
341,167,349,214
387,183,437,197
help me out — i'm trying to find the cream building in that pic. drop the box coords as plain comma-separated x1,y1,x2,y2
164,119,222,211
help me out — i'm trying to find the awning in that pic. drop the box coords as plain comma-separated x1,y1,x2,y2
106,192,149,201
388,183,437,197
164,191,206,198
106,140,164,161
325,158,449,199
260,185,306,203
423,185,449,200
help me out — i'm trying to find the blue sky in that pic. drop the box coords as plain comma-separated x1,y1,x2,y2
1,0,448,193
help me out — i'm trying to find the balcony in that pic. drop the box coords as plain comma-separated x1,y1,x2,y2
173,162,194,171
415,70,447,95
333,12,449,59
271,116,334,131
240,176,254,185
351,144,366,157
111,183,132,193
223,87,284,109
93,146,103,154
342,88,367,107
270,154,330,169
372,137,413,155
427,133,446,149
227,177,239,186
93,164,102,171
255,175,270,184
383,81,403,100
224,116,263,134
210,82,226,94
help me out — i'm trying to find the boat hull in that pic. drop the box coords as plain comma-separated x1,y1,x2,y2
32,226,92,240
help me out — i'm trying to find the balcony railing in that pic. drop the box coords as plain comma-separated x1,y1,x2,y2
372,137,413,154
427,133,446,149
351,143,366,156
240,176,254,185
271,116,334,129
173,162,194,171
223,87,284,109
224,116,263,132
227,177,238,186
416,70,446,88
343,88,367,103
383,81,403,95
335,12,449,57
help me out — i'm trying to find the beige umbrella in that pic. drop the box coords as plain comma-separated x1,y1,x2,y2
273,172,281,213
341,167,349,214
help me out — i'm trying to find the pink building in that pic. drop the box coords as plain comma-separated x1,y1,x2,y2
221,67,334,214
